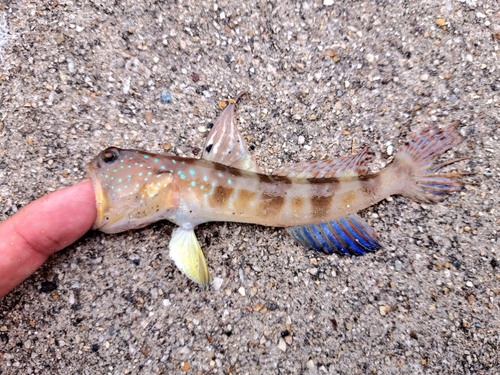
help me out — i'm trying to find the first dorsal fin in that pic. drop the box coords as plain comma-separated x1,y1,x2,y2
273,148,373,179
287,214,382,256
202,93,260,173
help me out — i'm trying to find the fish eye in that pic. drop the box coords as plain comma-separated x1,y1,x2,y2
101,147,120,164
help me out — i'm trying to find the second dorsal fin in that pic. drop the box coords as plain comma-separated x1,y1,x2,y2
202,93,260,173
273,148,373,179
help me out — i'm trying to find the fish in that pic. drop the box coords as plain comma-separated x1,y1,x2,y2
87,93,465,288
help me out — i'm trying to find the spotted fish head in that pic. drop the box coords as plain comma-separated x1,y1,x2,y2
88,147,181,233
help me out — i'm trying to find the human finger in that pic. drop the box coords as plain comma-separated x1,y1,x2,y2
0,180,96,298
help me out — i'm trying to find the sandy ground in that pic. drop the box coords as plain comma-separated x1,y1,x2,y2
0,1,499,374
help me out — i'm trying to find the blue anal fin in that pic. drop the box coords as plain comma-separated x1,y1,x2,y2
286,214,382,256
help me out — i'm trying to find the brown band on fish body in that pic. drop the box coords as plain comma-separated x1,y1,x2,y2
212,162,229,172
310,195,334,218
340,190,358,209
209,185,235,207
308,177,341,195
258,174,276,185
277,175,293,186
233,189,258,213
229,167,243,178
258,192,286,218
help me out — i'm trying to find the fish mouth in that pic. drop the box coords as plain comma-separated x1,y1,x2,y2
87,164,109,230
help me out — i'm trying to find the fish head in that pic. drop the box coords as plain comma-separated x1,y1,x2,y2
88,147,181,233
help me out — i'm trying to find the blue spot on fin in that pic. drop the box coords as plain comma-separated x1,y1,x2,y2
286,214,381,256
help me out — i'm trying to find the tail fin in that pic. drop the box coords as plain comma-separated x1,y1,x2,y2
394,124,465,203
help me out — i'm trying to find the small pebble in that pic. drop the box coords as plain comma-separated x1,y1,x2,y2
298,135,305,145
160,91,173,104
278,338,287,352
379,305,391,316
213,277,224,291
323,0,334,5
40,281,57,293
308,268,318,275
387,144,394,156
67,59,75,74
466,281,474,287
420,73,429,81
435,18,446,27
238,287,246,296
395,260,402,271
24,339,32,349
55,34,65,44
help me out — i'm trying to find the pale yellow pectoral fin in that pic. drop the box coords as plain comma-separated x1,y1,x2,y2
168,228,210,288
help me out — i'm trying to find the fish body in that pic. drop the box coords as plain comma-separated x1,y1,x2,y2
90,152,408,230
88,95,464,287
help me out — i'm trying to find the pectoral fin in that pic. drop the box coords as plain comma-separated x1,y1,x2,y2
169,228,210,288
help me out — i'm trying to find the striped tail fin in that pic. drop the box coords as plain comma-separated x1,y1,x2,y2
394,124,465,203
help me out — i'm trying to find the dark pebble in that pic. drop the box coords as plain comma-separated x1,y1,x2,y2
206,122,214,129
0,332,9,344
452,260,461,270
91,344,99,352
280,330,290,337
160,91,173,104
225,55,231,63
410,331,418,340
490,258,498,269
40,281,57,293
132,259,140,266
192,147,200,155
491,84,498,91
192,73,200,82
267,302,278,311
330,318,338,331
